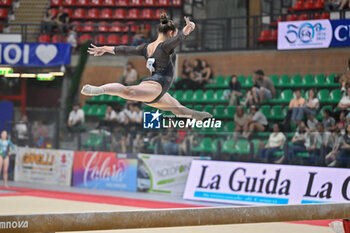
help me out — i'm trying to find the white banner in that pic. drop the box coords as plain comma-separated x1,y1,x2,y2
183,160,350,205
137,154,208,195
14,147,73,186
278,19,332,50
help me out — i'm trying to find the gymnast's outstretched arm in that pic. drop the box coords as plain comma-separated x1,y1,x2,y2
87,43,146,56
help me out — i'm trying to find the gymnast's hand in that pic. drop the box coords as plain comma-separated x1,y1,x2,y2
183,16,195,36
87,44,106,56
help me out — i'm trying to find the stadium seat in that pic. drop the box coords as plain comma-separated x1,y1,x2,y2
252,139,261,154
182,90,193,103
304,0,315,9
314,12,321,19
82,21,94,32
193,90,204,103
63,0,75,6
129,0,142,6
109,21,123,32
51,0,62,6
225,105,235,118
271,105,284,120
143,0,155,6
120,34,129,44
116,0,128,5
79,34,92,44
98,21,109,32
278,74,290,87
94,34,106,45
270,74,279,85
193,104,203,111
321,12,330,19
82,104,90,114
317,105,333,120
286,14,298,21
0,8,8,18
76,0,88,6
298,14,309,21
315,74,326,87
203,90,214,102
326,73,339,87
293,0,304,10
71,8,85,19
95,104,107,117
154,9,166,19
258,30,270,43
234,139,250,154
271,89,293,103
302,74,314,87
260,105,271,119
203,105,214,115
330,89,341,104
317,89,329,103
270,29,278,41
223,121,235,132
222,138,235,154
38,34,51,43
50,8,58,17
213,90,227,103
52,34,66,43
158,0,170,6
90,0,102,6
106,34,119,44
124,21,137,32
113,9,126,19
213,105,225,118
102,0,116,6
87,8,99,19
70,21,82,32
237,75,245,85
174,90,183,100
127,8,140,19
141,8,153,19
315,0,325,9
191,137,213,153
290,74,302,87
172,0,181,6
63,8,73,17
210,75,225,88
100,8,112,19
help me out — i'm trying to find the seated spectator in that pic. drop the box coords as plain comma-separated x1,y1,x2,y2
289,90,306,124
121,62,138,85
132,133,146,153
161,130,187,155
189,59,204,88
125,104,142,125
200,60,213,86
15,115,28,146
325,128,343,166
225,75,243,105
131,24,149,46
322,109,336,132
326,123,350,167
243,105,268,138
306,114,319,133
294,89,319,124
333,111,346,132
175,59,198,90
325,0,349,11
258,124,286,163
276,122,309,164
0,130,15,188
338,86,350,115
104,106,118,121
53,6,70,33
312,123,332,164
67,103,85,133
234,105,248,134
31,121,48,148
339,58,350,93
245,70,275,105
40,9,54,34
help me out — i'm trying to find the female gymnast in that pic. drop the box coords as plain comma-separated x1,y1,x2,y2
81,14,212,120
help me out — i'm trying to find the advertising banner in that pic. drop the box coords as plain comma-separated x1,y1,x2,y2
278,19,350,50
0,43,71,66
183,160,350,205
137,154,206,195
14,147,73,186
73,151,137,192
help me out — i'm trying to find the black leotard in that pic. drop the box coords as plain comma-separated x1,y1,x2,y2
114,30,186,104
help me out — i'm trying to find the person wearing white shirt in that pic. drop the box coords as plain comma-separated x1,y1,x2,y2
15,115,29,146
104,106,118,121
68,104,85,132
338,87,350,112
258,124,286,162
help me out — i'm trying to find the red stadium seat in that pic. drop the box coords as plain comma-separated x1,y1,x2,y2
158,0,170,6
63,8,73,17
50,0,62,6
144,23,151,30
113,9,126,19
154,9,166,19
71,20,83,31
71,8,86,19
141,8,153,19
304,0,315,9
63,0,76,6
82,21,95,32
116,0,128,6
124,21,136,32
298,14,309,21
109,21,123,32
0,23,3,32
87,8,99,19
293,0,304,10
321,12,330,19
0,8,8,18
76,0,88,6
94,34,106,45
79,34,92,44
258,30,270,43
143,0,155,6
102,0,115,6
315,0,325,9
107,34,119,44
100,8,112,19
38,34,51,43
129,0,142,6
314,12,321,19
90,0,102,6
52,34,66,43
172,0,181,6
120,34,129,44
270,29,278,41
98,20,109,32
286,14,298,21
127,8,140,19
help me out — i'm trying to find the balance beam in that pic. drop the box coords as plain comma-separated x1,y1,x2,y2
0,203,349,233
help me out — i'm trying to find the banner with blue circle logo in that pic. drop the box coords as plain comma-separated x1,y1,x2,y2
0,43,71,67
278,19,350,50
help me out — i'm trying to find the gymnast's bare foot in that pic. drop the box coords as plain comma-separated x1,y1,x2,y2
193,111,212,121
81,84,105,96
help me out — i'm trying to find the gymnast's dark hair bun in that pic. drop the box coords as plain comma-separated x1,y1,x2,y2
158,12,176,34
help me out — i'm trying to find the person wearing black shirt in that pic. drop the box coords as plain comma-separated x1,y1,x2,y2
53,6,69,32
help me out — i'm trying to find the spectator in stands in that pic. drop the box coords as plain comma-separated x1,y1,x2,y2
132,133,146,153
0,130,15,188
131,24,149,46
307,114,319,133
339,58,350,93
225,75,243,105
245,70,275,105
40,9,54,34
174,59,197,90
322,109,336,132
234,105,248,134
276,122,309,164
121,62,138,85
125,104,142,125
338,86,350,113
104,106,118,121
326,123,350,167
258,124,286,163
31,121,48,148
296,89,319,123
189,59,205,88
333,111,346,131
15,115,28,146
243,105,268,138
312,123,332,164
162,130,180,155
325,0,350,11
53,6,70,33
67,26,77,50
289,90,306,124
67,103,85,134
325,128,343,166
200,60,213,86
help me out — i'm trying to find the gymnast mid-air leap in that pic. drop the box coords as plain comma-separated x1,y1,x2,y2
81,14,212,120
